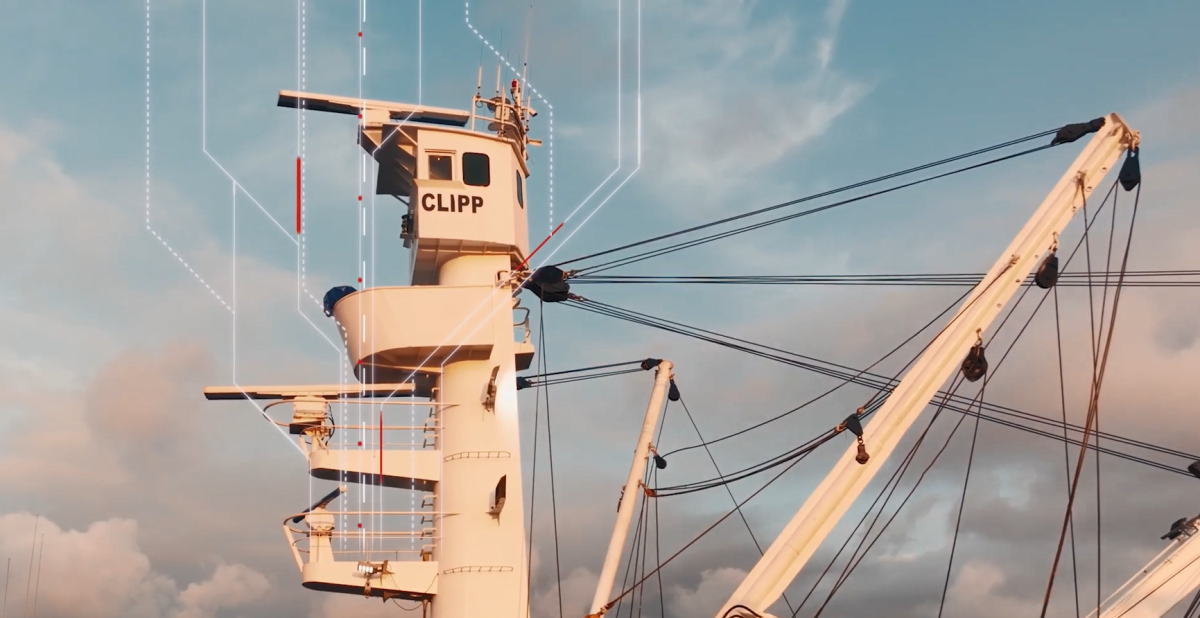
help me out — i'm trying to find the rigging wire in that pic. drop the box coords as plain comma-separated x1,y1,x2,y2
560,181,1193,488
570,269,1200,287
538,302,565,618
557,127,1061,269
563,297,1194,486
568,145,1058,276
677,392,798,615
595,434,840,618
524,368,646,388
1183,589,1200,618
1054,284,1083,618
813,221,1089,612
525,359,650,378
813,390,974,617
792,381,963,616
1040,181,1140,618
936,381,984,618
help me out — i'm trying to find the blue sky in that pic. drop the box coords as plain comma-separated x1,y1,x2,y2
0,1,1199,617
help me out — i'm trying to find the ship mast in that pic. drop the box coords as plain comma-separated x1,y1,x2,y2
206,76,542,618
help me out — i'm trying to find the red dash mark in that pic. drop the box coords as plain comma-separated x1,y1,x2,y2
516,222,565,271
379,408,384,485
295,157,302,234
358,32,362,37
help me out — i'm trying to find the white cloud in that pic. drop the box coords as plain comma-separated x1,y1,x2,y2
532,566,598,618
668,567,749,617
0,512,269,618
640,0,868,215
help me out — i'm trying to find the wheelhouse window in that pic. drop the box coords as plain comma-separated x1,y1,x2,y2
428,154,453,181
463,152,491,187
515,171,524,208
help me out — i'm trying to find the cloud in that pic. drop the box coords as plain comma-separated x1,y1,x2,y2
669,567,749,617
0,512,269,618
532,566,599,618
639,0,868,215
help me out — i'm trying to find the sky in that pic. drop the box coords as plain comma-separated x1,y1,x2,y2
0,0,1199,617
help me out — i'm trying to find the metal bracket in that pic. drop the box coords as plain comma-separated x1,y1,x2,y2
481,366,500,412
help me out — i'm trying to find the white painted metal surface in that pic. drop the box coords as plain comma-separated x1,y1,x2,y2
718,114,1140,618
590,360,674,616
1090,521,1200,618
209,78,543,618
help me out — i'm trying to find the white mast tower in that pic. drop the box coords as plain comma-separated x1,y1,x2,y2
205,70,544,618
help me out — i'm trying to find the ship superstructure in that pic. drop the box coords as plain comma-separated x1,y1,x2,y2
206,74,547,618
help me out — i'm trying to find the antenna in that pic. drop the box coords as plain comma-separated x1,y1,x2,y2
28,536,41,618
291,485,348,523
21,516,37,618
521,3,533,87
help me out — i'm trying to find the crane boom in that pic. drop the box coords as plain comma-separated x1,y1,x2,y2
717,114,1140,618
1090,517,1200,618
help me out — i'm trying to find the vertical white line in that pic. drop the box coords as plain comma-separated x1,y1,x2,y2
418,0,423,104
363,47,367,75
362,207,366,236
362,314,366,343
201,0,206,152
232,181,237,379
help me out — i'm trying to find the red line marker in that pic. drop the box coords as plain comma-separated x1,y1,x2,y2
295,157,302,234
358,32,362,37
379,408,384,484
517,222,565,271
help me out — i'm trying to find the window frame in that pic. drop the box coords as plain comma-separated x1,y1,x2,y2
426,151,454,181
462,152,492,187
515,171,525,208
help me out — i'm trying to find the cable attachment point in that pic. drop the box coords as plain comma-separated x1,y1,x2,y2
1035,249,1060,289
668,379,681,402
640,358,663,370
521,265,572,302
961,330,988,383
648,444,668,470
1187,460,1200,480
1118,145,1141,191
836,412,870,465
1050,117,1106,146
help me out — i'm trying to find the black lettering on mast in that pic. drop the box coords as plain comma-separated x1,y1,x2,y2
420,193,486,214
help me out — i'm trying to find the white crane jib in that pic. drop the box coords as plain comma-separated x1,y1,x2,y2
1089,516,1200,618
718,114,1141,618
